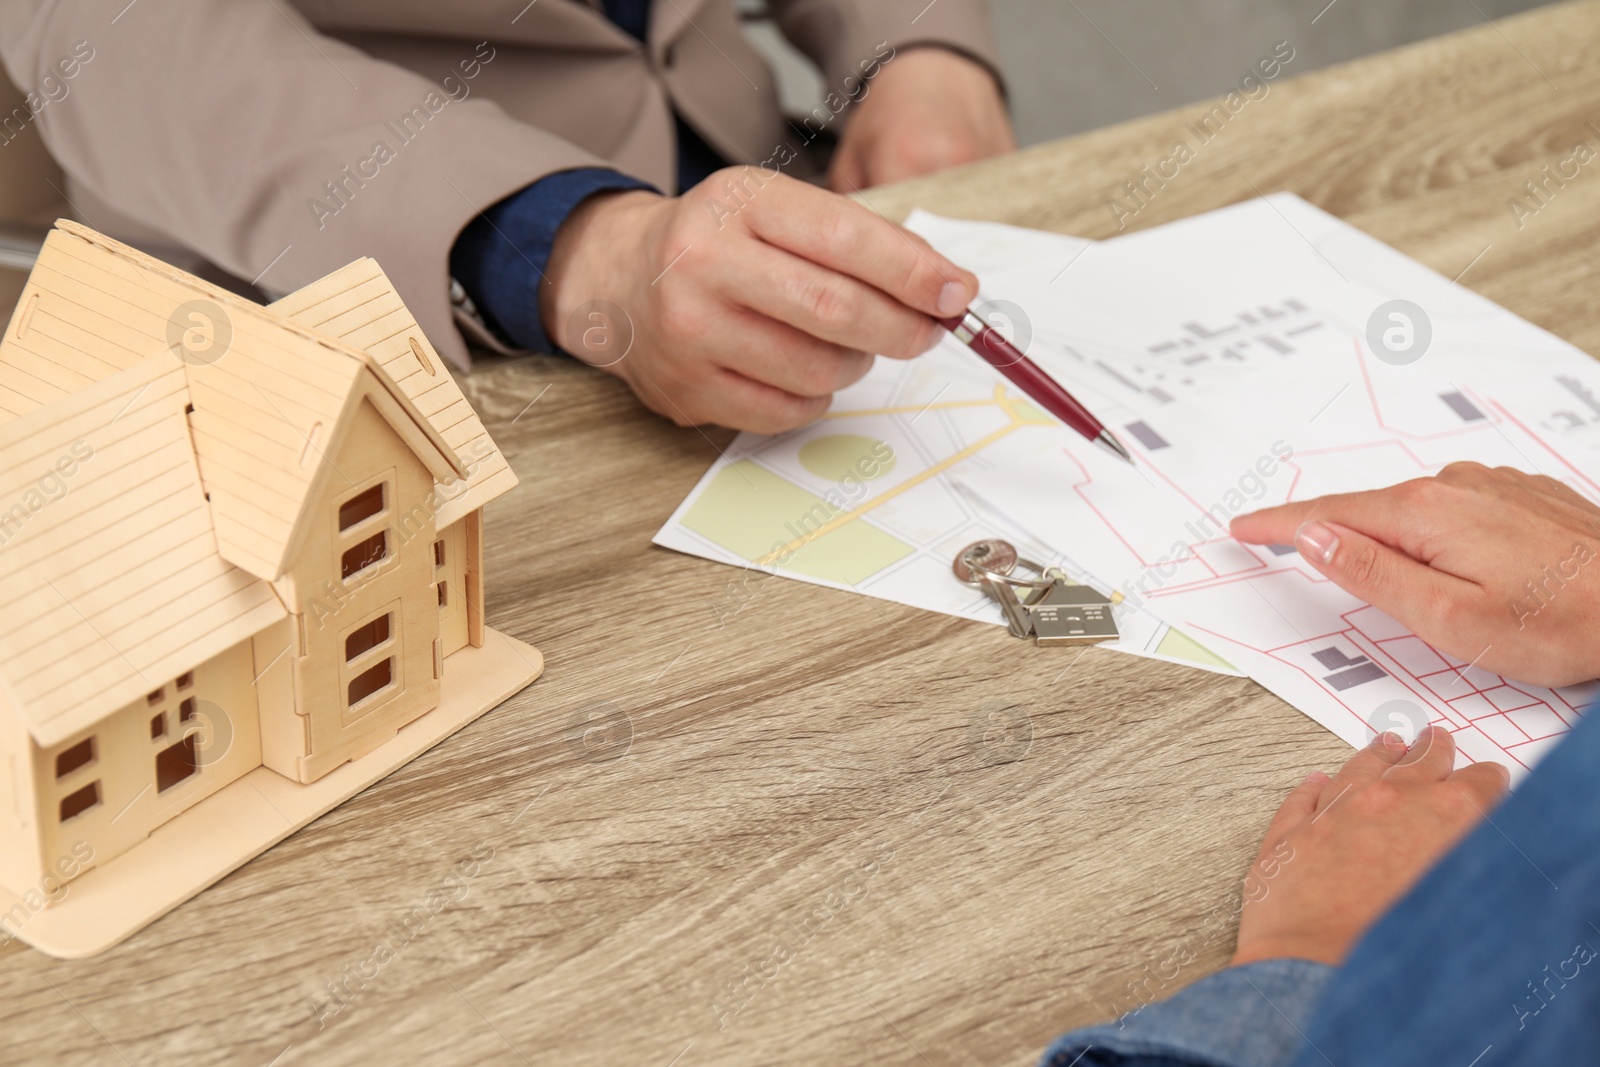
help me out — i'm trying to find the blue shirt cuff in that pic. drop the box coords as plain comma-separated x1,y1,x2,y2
1040,959,1337,1067
449,168,656,352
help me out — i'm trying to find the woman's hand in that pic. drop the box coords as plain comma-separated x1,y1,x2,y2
1231,463,1600,686
1232,727,1508,967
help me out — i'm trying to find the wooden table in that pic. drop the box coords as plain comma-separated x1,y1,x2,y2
5,3,1599,1063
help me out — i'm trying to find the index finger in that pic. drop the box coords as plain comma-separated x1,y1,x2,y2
1325,730,1409,794
746,177,978,320
1230,478,1442,551
1447,760,1511,810
1385,725,1457,783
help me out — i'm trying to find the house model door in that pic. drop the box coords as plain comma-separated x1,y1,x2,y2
435,519,469,657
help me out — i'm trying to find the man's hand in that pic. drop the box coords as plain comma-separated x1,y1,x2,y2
1232,727,1508,967
1230,463,1600,687
828,48,1015,192
540,170,977,433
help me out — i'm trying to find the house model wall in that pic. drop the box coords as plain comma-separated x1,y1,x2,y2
0,222,542,958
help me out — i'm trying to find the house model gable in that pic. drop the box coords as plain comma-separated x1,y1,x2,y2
0,222,473,581
269,258,518,529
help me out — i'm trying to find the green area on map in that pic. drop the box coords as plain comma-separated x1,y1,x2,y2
678,460,914,586
1156,626,1237,673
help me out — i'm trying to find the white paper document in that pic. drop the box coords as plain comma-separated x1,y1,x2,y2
656,197,1599,776
653,215,1240,675
964,193,1599,778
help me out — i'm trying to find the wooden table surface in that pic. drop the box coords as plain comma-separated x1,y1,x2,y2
5,3,1600,1064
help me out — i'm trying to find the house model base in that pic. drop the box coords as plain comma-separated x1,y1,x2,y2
2,627,541,959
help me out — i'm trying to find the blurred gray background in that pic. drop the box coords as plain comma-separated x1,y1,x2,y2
743,0,1559,146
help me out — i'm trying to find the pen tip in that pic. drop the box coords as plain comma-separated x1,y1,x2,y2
1096,430,1135,465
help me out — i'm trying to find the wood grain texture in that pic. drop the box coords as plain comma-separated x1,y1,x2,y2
2,3,1598,1063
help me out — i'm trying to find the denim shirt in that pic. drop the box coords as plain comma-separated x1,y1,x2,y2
1039,959,1335,1067
1041,703,1600,1066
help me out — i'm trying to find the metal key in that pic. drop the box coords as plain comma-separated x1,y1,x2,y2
952,539,1019,586
983,574,1035,638
955,540,1036,638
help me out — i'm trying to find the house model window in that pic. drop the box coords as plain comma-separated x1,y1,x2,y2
155,736,198,793
339,483,385,530
56,737,102,825
348,660,394,709
59,782,100,823
341,531,388,579
55,738,95,779
345,614,391,661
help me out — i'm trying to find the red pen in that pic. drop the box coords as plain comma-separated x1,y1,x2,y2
938,310,1134,465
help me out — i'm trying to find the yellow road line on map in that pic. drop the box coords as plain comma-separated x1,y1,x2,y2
820,397,1002,419
757,387,1031,565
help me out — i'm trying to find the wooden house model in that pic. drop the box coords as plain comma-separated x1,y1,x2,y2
0,221,543,958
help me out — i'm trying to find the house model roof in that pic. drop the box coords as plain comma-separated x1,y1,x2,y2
0,357,287,748
269,258,518,530
0,222,519,747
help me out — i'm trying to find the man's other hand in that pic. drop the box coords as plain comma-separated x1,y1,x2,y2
828,48,1015,192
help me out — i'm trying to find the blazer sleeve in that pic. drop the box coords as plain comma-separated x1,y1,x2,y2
0,0,613,368
766,0,1005,97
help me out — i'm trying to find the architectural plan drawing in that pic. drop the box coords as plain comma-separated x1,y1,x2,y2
654,337,1239,675
961,193,1599,779
659,198,1598,775
655,214,1242,674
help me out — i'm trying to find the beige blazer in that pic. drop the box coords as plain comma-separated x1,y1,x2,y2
0,0,1000,367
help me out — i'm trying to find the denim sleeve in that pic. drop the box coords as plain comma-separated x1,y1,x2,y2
1039,959,1336,1067
448,168,657,353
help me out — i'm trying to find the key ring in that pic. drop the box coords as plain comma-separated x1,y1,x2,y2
953,538,1058,590
968,557,1057,590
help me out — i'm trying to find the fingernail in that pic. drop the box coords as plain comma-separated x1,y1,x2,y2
1380,731,1407,752
1295,521,1339,565
1413,725,1446,746
1303,770,1330,785
937,281,969,317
